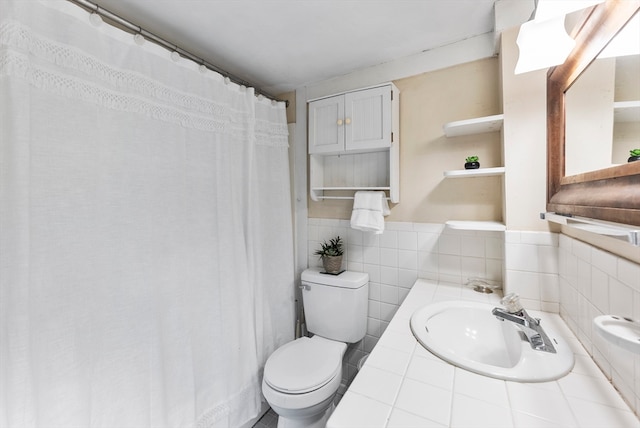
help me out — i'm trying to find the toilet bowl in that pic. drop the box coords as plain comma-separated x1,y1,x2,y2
262,336,346,428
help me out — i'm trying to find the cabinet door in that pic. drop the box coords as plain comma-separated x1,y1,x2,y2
344,85,392,152
308,94,345,154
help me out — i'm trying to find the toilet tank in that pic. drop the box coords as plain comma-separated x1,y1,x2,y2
301,269,369,343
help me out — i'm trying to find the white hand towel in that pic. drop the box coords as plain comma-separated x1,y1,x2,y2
350,191,390,234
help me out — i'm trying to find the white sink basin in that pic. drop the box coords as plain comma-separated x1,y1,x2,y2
410,300,574,382
594,315,640,354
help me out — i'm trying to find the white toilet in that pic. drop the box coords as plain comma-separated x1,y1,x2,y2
262,268,369,428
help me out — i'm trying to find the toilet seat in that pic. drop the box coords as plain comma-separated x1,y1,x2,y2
264,336,344,394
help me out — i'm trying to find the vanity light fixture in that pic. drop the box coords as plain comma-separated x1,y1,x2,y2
515,0,606,74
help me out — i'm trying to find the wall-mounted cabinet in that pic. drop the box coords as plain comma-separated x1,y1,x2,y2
309,83,399,202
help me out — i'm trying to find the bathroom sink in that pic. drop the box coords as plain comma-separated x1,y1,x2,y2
410,300,574,382
593,315,640,354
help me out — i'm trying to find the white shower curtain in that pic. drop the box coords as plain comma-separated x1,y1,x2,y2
0,1,294,427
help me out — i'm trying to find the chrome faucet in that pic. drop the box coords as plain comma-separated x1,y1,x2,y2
492,293,557,353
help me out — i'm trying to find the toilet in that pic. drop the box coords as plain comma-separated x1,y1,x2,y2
262,268,369,428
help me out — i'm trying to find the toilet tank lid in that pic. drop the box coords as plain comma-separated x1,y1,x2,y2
301,269,368,289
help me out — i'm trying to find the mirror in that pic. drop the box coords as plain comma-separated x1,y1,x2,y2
547,0,640,226
565,53,640,176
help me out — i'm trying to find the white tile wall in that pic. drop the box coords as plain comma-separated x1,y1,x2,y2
504,230,560,313
558,234,640,416
307,219,504,384
309,220,640,418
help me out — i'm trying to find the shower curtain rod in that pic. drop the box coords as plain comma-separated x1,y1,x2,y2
67,0,287,106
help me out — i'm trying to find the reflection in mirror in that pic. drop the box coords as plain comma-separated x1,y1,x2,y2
546,0,640,226
565,53,640,176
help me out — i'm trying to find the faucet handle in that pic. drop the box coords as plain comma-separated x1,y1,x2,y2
500,293,523,313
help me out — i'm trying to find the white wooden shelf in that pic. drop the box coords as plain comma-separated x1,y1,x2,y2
614,100,640,123
443,114,504,137
310,186,392,200
443,167,505,178
445,221,506,231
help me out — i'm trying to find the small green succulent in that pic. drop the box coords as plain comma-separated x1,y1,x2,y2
314,236,344,258
630,149,640,157
465,155,479,163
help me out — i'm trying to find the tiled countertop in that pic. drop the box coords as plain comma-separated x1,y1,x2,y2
327,279,640,428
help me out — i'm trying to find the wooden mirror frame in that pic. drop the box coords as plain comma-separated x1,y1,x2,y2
547,0,640,226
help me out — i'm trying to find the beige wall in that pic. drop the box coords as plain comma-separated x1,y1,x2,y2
309,57,503,223
500,26,552,232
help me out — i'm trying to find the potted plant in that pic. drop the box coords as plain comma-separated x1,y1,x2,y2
315,236,344,274
464,155,480,169
628,149,640,163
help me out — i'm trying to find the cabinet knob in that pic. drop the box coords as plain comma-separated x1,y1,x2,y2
337,119,343,126
345,118,352,125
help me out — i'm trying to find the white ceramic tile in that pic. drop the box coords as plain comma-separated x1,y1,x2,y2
348,365,403,405
369,300,381,319
453,368,509,408
418,251,439,273
363,232,380,248
412,223,444,233
538,245,559,274
460,235,485,258
398,250,417,270
367,317,382,337
386,408,446,428
591,247,618,277
369,282,381,301
365,345,412,376
364,246,381,265
450,393,513,428
417,232,439,252
438,234,461,256
327,391,391,428
380,266,399,286
398,269,418,289
511,411,574,428
571,353,609,379
506,382,577,427
364,263,381,283
504,230,521,243
618,257,640,292
438,254,461,276
590,266,609,314
394,378,452,426
405,355,454,390
576,258,592,297
572,238,592,263
348,244,364,263
520,231,558,246
609,277,633,318
398,231,418,251
386,222,415,231
506,243,541,272
380,284,399,305
485,237,504,260
376,322,416,353
558,372,631,410
380,247,399,268
379,302,399,322
380,230,398,249
565,396,640,428
539,272,559,302
505,270,540,300
460,256,486,281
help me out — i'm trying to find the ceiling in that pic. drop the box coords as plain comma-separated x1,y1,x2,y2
91,0,502,96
